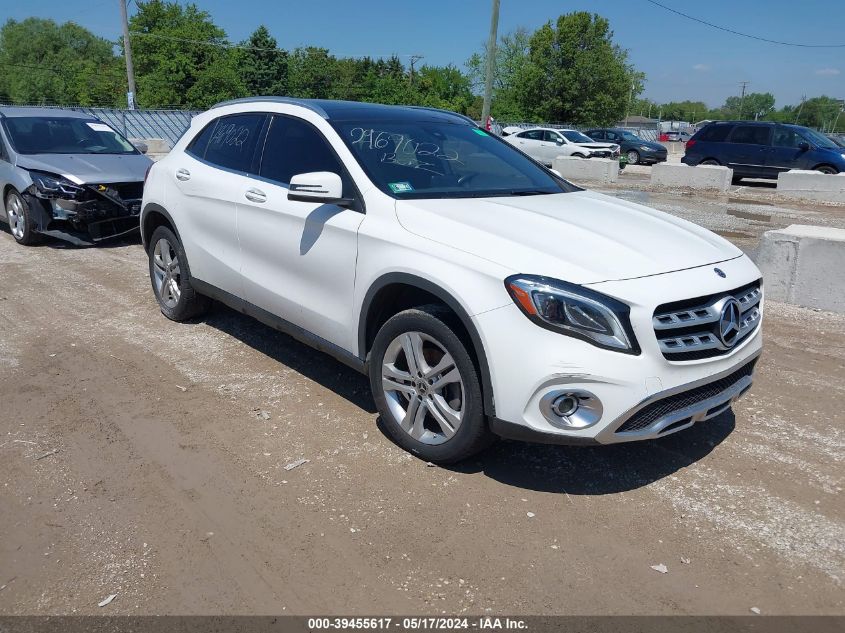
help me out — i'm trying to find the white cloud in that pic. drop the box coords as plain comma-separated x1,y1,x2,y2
692,64,711,72
815,68,841,76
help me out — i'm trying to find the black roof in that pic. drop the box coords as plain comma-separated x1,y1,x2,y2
212,97,475,125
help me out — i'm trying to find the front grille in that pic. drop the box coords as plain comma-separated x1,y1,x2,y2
653,280,762,361
616,358,757,433
111,182,144,200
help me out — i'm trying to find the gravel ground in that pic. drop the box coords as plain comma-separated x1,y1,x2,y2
0,194,843,616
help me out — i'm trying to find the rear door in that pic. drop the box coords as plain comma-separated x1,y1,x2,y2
170,112,268,295
767,126,812,175
513,130,546,162
724,124,772,178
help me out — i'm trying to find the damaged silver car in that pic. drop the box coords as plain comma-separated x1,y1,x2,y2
0,107,153,246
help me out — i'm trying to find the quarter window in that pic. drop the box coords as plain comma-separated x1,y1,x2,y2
185,120,217,159
202,113,266,173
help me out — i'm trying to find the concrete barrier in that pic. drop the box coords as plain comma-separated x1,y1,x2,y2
776,170,845,204
650,163,732,192
129,137,171,161
756,224,845,313
552,156,619,184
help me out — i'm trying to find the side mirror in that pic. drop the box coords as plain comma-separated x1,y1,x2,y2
549,168,563,178
555,138,564,145
288,172,353,206
798,141,810,152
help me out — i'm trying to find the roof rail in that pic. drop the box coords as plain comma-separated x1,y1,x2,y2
210,96,330,119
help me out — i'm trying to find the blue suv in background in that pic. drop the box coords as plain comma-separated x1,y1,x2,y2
682,121,845,182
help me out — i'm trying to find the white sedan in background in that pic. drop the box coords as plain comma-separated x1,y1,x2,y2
503,127,619,166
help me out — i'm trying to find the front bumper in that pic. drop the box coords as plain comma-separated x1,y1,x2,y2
23,183,142,246
475,255,763,445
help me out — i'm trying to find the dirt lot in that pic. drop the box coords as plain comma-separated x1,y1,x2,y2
0,193,843,616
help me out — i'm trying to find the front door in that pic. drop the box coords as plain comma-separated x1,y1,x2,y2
237,114,364,351
725,124,772,178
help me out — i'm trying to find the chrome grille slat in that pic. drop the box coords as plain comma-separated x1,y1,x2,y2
653,281,762,361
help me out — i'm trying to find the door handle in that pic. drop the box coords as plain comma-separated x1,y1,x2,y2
244,188,266,203
175,168,191,181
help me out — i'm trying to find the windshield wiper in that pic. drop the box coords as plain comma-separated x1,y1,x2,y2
508,190,552,196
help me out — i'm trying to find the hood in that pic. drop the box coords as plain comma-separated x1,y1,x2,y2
637,140,666,151
16,153,153,184
396,190,742,285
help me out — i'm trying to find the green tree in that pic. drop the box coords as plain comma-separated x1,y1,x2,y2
234,25,288,96
466,27,531,119
658,100,709,121
792,96,843,130
0,18,122,106
514,12,642,124
720,92,775,120
287,47,338,99
128,0,245,108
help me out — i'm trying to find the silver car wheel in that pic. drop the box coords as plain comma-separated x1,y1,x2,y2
626,150,640,165
7,194,25,240
381,331,464,446
152,238,182,309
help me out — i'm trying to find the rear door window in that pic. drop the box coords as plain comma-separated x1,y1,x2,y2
202,113,267,173
729,125,772,145
517,130,544,141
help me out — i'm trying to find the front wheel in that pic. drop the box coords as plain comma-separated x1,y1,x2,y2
699,159,720,166
148,225,210,321
4,190,40,245
369,306,493,464
626,150,640,165
814,165,838,175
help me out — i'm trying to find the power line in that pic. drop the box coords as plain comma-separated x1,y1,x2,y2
643,0,845,48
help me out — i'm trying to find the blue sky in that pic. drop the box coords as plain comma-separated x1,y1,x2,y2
8,0,845,108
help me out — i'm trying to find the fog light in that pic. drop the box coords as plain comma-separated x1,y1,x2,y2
540,389,603,429
551,394,580,417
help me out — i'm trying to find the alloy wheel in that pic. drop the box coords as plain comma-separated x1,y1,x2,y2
381,331,464,445
152,238,182,308
7,195,25,240
626,150,639,165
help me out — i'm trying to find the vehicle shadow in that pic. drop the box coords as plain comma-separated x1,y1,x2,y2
200,302,376,413
447,411,736,495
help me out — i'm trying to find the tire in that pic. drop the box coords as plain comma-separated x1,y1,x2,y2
369,305,493,464
814,165,838,175
148,225,210,321
626,150,640,165
4,190,40,246
699,159,720,166
732,176,743,185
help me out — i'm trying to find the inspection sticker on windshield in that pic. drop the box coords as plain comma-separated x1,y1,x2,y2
86,122,113,132
388,181,414,193
473,129,489,136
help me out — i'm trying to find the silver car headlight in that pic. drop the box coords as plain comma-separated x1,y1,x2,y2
29,171,83,200
505,275,639,354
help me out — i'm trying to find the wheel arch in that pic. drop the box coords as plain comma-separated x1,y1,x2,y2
811,163,839,174
141,203,181,252
359,273,496,417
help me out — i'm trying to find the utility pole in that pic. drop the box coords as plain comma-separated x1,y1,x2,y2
481,0,500,127
119,0,137,109
794,95,806,124
738,80,750,120
409,55,424,86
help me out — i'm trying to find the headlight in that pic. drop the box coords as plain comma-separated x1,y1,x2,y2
641,145,652,151
29,172,83,199
505,275,639,353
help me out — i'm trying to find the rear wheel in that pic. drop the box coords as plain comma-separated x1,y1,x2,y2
148,225,210,321
814,165,838,175
4,190,40,246
369,306,492,464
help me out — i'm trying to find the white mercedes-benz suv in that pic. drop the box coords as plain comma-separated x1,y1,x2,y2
141,98,762,463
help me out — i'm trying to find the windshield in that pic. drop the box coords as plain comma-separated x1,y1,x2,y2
334,120,571,199
621,131,643,141
798,127,838,149
4,117,137,155
562,130,595,144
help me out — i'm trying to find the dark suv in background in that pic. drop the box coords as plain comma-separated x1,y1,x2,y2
682,121,845,182
585,128,667,165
